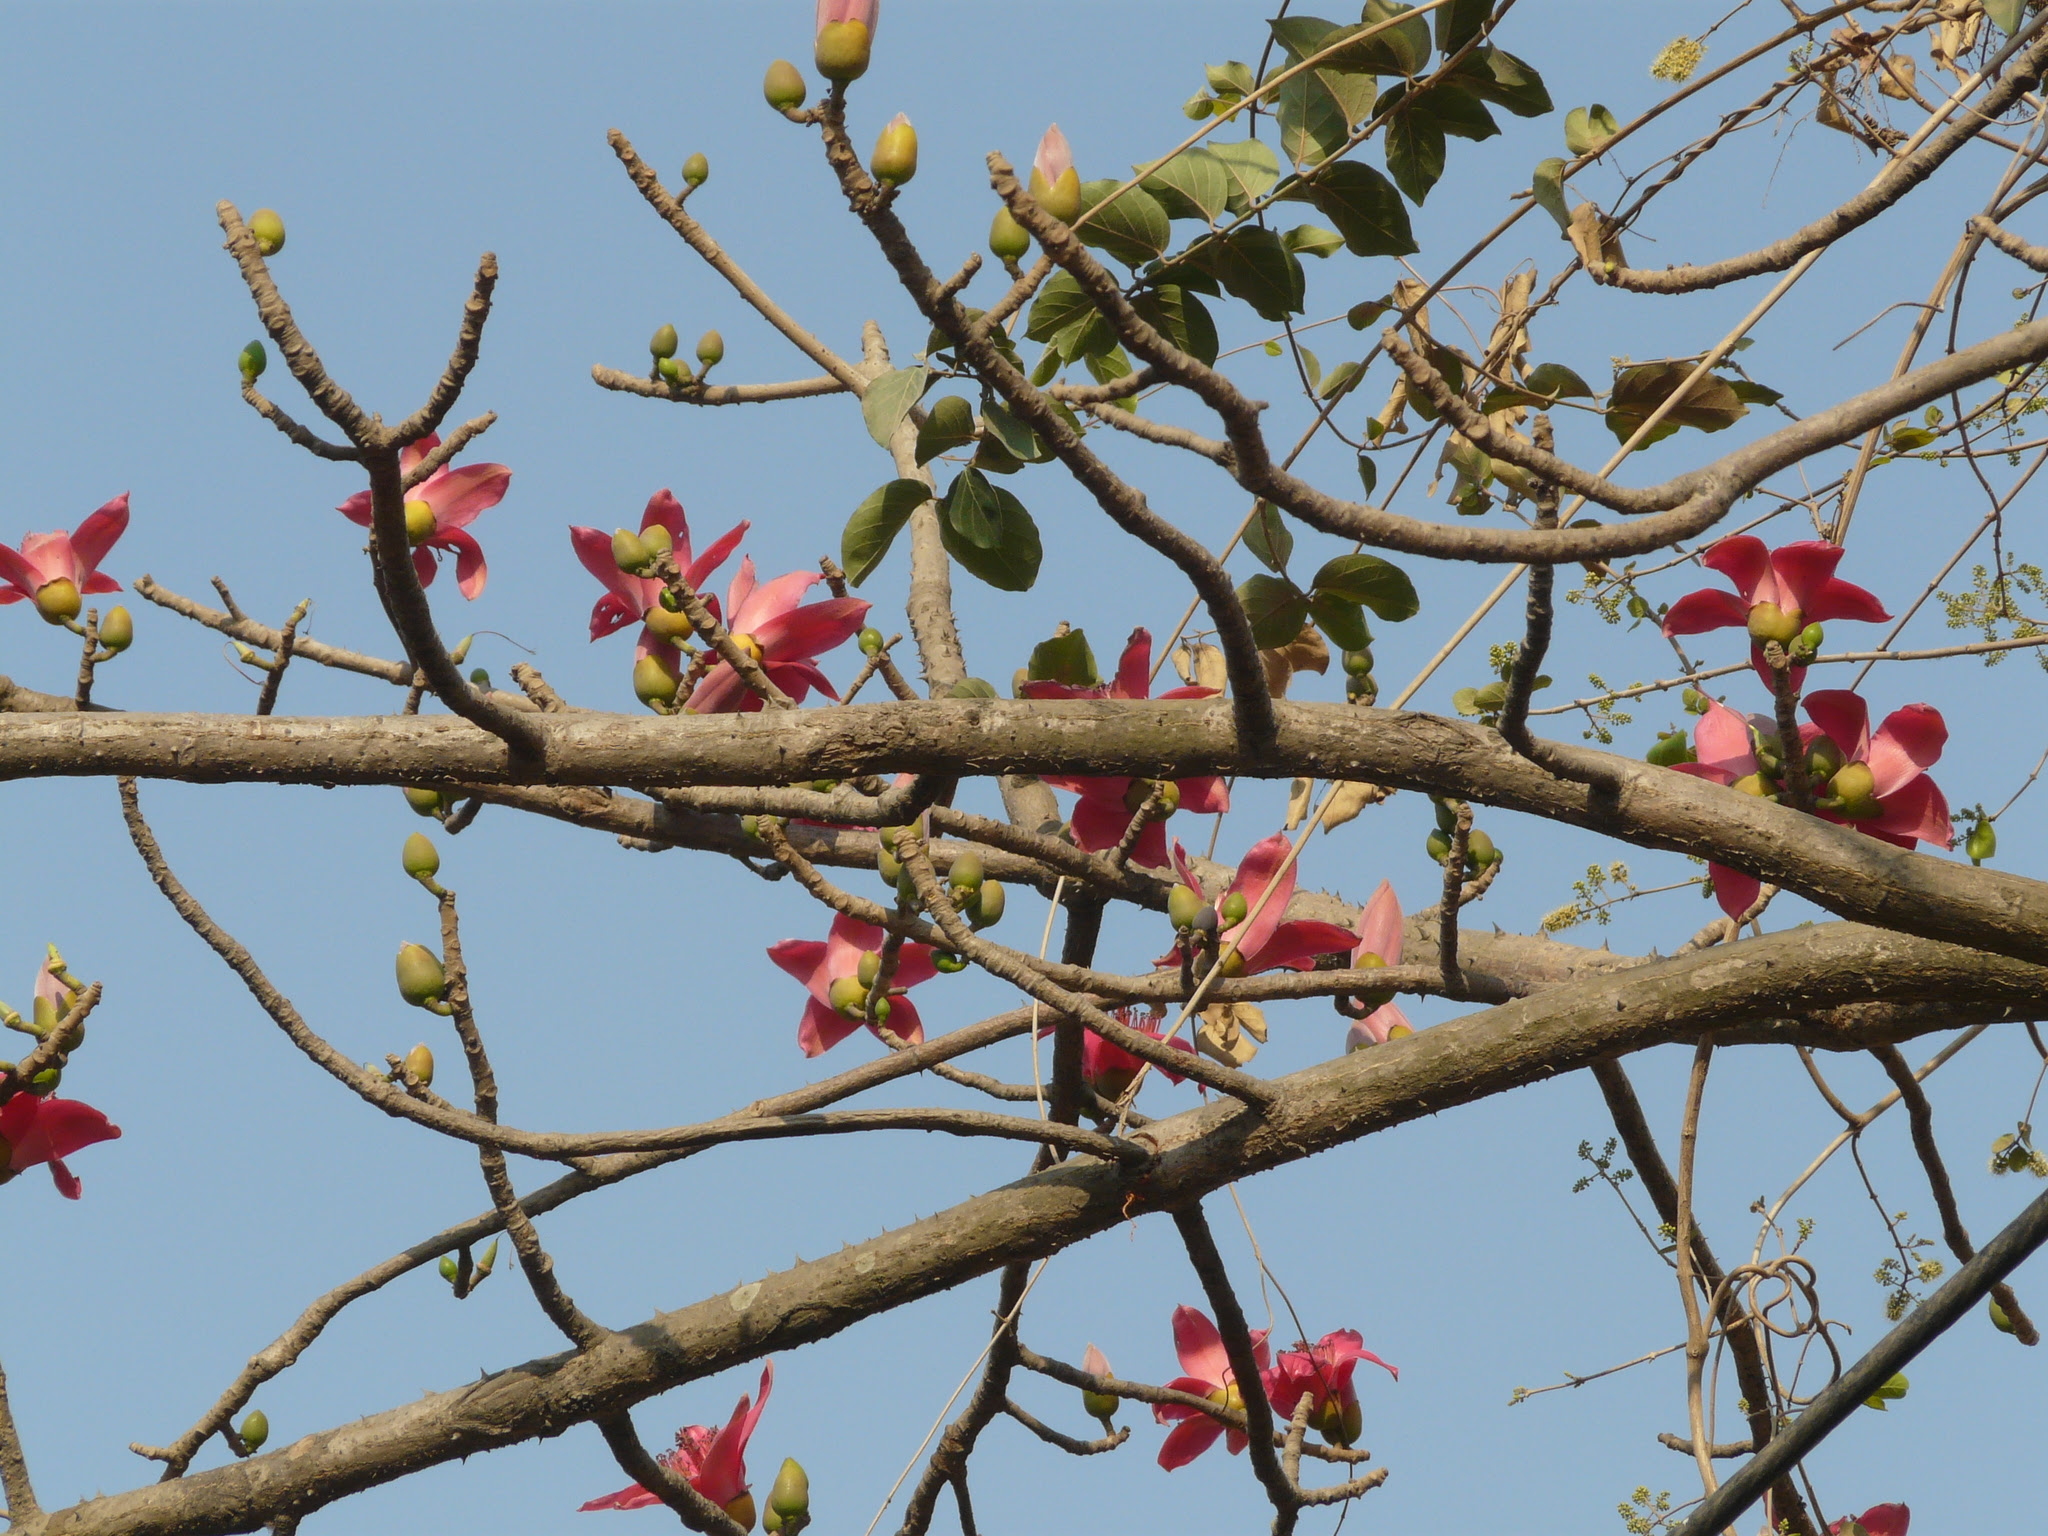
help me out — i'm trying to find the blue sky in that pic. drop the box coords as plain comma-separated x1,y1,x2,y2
2,4,2042,1533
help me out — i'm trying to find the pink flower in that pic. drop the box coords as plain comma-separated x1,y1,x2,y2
1083,1342,1112,1379
0,493,128,622
1662,536,1887,689
1021,629,1230,869
768,913,937,1057
1037,1005,1195,1101
0,1093,121,1200
1033,124,1074,186
1670,698,1792,919
1154,1304,1272,1470
1802,690,1951,848
1345,880,1415,1048
1159,835,1357,975
1830,1505,1909,1536
1266,1329,1397,1447
337,435,509,600
685,558,870,715
570,490,748,668
581,1362,772,1523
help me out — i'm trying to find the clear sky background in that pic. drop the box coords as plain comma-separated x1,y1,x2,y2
2,3,2043,1533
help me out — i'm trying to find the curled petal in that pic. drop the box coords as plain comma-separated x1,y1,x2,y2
1773,540,1889,623
1708,861,1761,922
416,462,510,528
1801,690,1873,766
1866,703,1947,798
1033,123,1074,184
1352,879,1403,967
1698,535,1769,600
336,489,375,528
1223,834,1297,968
1171,1304,1229,1385
765,657,840,707
1111,628,1153,699
70,493,130,572
1660,587,1751,638
752,595,870,661
435,526,488,600
1870,773,1953,847
1156,1414,1225,1470
411,545,439,590
1693,699,1760,777
588,591,639,642
1346,1001,1412,1049
684,520,750,592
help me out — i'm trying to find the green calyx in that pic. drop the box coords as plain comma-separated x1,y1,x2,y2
395,943,448,1011
249,208,286,255
98,604,134,653
239,1409,270,1453
649,324,679,360
1168,884,1206,931
989,206,1030,261
814,19,872,82
681,152,709,188
238,340,268,382
1219,891,1248,927
763,59,807,110
697,330,724,370
34,579,81,625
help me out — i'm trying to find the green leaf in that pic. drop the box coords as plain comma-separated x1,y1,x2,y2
1025,270,1115,361
1986,0,2026,32
1605,362,1748,444
1726,378,1784,407
1531,157,1570,231
942,468,1005,548
1453,47,1552,117
1295,161,1416,256
1270,18,1379,167
1132,285,1220,366
1076,179,1172,267
1434,0,1493,54
841,478,932,586
939,478,1041,592
1027,628,1100,686
1320,359,1362,399
1206,61,1254,97
1886,424,1936,452
914,395,978,465
1347,296,1391,329
1140,147,1233,223
1411,81,1499,142
1356,0,1432,76
980,398,1048,463
1563,103,1620,156
1187,226,1305,321
1237,573,1312,648
1084,344,1138,406
1309,591,1371,651
947,677,1000,700
1356,453,1378,498
1310,552,1419,621
1384,98,1447,204
1244,504,1294,572
862,366,929,447
1482,361,1593,411
1208,138,1281,214
1299,348,1323,391
1282,223,1345,258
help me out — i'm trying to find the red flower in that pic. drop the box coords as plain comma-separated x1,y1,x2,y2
1345,879,1414,1048
337,435,509,599
1830,1504,1909,1536
1037,1005,1195,1101
1158,835,1356,975
1266,1329,1397,1447
1802,690,1951,848
685,559,870,715
0,1092,121,1200
581,1362,772,1526
767,913,938,1057
1662,536,1887,688
1021,628,1230,869
1154,1304,1271,1470
569,490,748,669
0,494,128,622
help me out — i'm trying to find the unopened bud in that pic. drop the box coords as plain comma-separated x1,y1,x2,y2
877,842,904,885
858,626,885,655
1219,892,1248,927
697,330,724,370
871,113,918,188
239,1409,270,1453
395,943,447,1009
1645,730,1693,767
612,527,653,573
650,324,680,360
1189,904,1219,936
633,653,682,708
856,950,883,988
30,1067,60,1094
681,152,709,188
239,340,268,382
1343,647,1374,676
947,850,985,893
1796,622,1825,655
1829,761,1879,817
1425,829,1452,862
971,879,1006,929
932,950,968,973
1991,1296,2017,1334
403,785,445,818
658,356,691,384
814,16,874,83
1967,816,1997,865
989,207,1030,261
403,500,437,546
764,59,808,111
34,579,81,624
404,1042,435,1086
829,975,869,1019
1082,1385,1120,1421
474,1236,499,1276
769,1458,810,1521
469,667,491,692
439,1255,459,1282
399,837,440,889
96,603,134,651
1168,885,1206,931
1466,829,1499,868
249,208,286,255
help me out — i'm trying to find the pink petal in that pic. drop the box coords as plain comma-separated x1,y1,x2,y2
889,943,939,989
411,546,439,590
579,1482,660,1512
82,573,121,595
694,1363,773,1507
1346,1001,1412,1048
685,664,749,716
798,996,861,1057
684,520,750,592
70,493,129,573
752,595,868,661
1854,1504,1910,1536
640,489,689,550
1083,1343,1110,1377
1177,776,1231,815
1352,879,1403,966
1709,862,1761,922
879,994,926,1046
1069,793,1137,854
46,1158,83,1200
336,489,375,528
1020,680,1100,701
766,938,830,999
434,526,487,600
1250,919,1358,973
1171,1304,1229,1386
399,436,437,481
1801,690,1873,766
1034,123,1074,184
1693,700,1760,776
1865,704,1947,798
1699,535,1768,601
417,463,510,529
1660,587,1751,638
1747,642,1806,696
1224,834,1297,966
570,526,649,608
765,657,840,707
1170,839,1202,896
0,542,42,598
732,566,823,633
1773,541,1889,623
725,556,758,619
1156,1414,1224,1470
1669,762,1737,787
1870,773,1952,847
1111,628,1152,699
1156,683,1221,700
588,592,638,641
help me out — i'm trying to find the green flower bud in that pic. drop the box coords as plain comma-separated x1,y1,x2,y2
763,59,808,111
1806,735,1846,781
1317,1397,1363,1448
475,1236,499,1276
403,500,437,546
439,1254,459,1282
1425,829,1452,863
856,950,882,989
644,602,696,643
1745,601,1803,646
947,849,985,893
1967,816,1997,866
395,943,447,1009
740,815,760,840
1082,1386,1120,1421
1168,884,1206,931
1466,829,1499,868
98,604,134,653
971,879,1006,929
1219,891,1248,927
1434,798,1459,834
34,579,81,624
30,1067,60,1094
769,1458,810,1521
815,19,873,82
870,993,891,1026
1991,1296,2017,1334
633,654,682,708
933,950,968,973
1342,647,1374,676
1829,760,1879,818
657,355,690,384
1645,730,1694,768
401,832,440,881
469,667,491,693
650,324,680,360
1796,621,1825,655
696,330,725,370
239,1409,270,1453
639,523,673,559
989,206,1030,261
612,527,653,573
829,975,869,1019
1028,165,1083,224
1352,951,1395,1010
404,1042,435,1086
877,843,904,885
238,340,268,382
681,152,710,188
403,786,444,818
249,208,286,255
1681,687,1709,715
871,113,918,188
858,626,885,655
